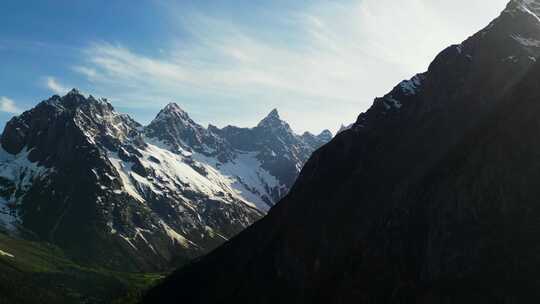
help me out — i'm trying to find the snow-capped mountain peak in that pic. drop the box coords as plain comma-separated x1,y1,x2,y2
0,92,265,271
0,92,332,271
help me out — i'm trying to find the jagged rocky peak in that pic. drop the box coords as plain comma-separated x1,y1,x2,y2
1,89,136,156
155,102,190,122
258,108,280,122
302,129,333,141
149,102,201,132
162,102,183,112
57,88,104,104
148,102,201,137
38,88,119,119
300,130,332,150
67,88,81,95
145,103,230,158
146,102,198,133
256,108,291,131
59,90,140,140
266,108,280,119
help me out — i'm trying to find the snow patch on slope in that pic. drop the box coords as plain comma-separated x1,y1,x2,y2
105,138,268,211
0,147,52,232
159,220,198,248
108,152,146,203
142,141,241,204
194,151,281,212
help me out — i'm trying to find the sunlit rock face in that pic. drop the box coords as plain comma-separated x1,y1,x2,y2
143,1,540,303
0,90,330,272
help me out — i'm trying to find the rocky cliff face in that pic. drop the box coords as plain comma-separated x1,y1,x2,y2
0,90,330,272
143,1,540,302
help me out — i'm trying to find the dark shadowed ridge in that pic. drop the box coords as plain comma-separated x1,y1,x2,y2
143,0,540,302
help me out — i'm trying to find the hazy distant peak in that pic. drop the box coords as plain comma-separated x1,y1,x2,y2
257,108,289,130
264,108,280,120
317,129,333,141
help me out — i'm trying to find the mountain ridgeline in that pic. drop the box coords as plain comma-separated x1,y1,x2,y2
0,92,331,272
143,0,540,303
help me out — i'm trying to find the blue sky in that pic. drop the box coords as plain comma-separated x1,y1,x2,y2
0,0,508,134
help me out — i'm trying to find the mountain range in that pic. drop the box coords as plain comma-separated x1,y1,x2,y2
0,93,331,271
143,0,540,302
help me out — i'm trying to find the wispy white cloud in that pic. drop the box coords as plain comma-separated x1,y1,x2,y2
72,66,98,80
45,76,70,95
0,97,21,114
72,0,508,133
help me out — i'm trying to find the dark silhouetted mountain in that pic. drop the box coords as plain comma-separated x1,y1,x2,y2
143,1,540,302
0,92,329,272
